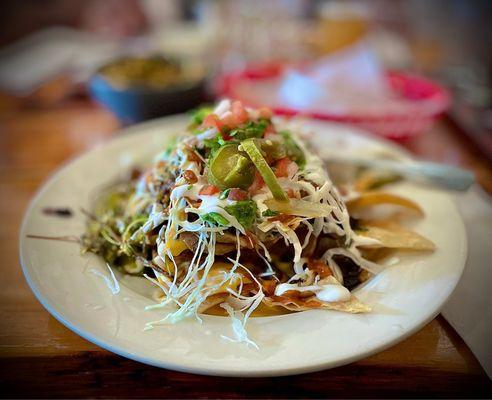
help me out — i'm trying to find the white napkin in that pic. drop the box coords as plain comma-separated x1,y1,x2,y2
442,186,492,378
277,42,421,116
279,43,390,113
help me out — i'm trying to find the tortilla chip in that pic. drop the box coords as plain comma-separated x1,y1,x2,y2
264,276,370,314
359,247,396,262
199,293,229,313
264,293,370,313
354,171,401,192
357,220,435,251
347,192,424,216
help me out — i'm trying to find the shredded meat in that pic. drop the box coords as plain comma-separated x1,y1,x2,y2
183,169,198,184
180,231,238,255
261,279,277,296
302,234,318,258
180,232,198,251
307,259,333,279
216,232,255,249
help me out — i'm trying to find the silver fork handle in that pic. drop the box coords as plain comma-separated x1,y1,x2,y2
325,156,475,191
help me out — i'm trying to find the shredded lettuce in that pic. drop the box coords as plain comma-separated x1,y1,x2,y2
89,263,120,295
220,303,259,349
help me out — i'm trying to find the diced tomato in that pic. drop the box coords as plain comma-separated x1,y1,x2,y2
263,124,277,139
248,171,265,194
221,111,237,128
275,157,299,178
286,188,296,198
258,107,273,119
199,184,220,196
202,114,224,131
274,157,295,178
232,101,249,124
220,102,249,129
227,188,249,201
183,169,198,184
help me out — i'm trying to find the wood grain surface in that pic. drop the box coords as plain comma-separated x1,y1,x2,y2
0,93,491,398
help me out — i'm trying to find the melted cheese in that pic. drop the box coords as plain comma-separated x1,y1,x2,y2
203,262,248,294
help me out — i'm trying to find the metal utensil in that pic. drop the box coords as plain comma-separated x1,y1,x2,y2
324,156,475,191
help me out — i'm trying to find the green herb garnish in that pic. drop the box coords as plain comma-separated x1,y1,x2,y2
189,105,213,126
229,119,268,140
225,200,257,229
203,135,228,153
262,209,279,217
200,212,229,226
219,188,231,200
279,130,306,168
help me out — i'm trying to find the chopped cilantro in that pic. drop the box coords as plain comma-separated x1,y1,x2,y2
203,135,228,153
189,105,213,126
229,119,268,140
200,212,229,226
200,201,257,229
262,209,279,217
219,188,231,200
224,200,257,229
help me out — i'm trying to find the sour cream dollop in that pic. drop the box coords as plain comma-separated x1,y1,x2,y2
315,284,351,302
274,276,351,303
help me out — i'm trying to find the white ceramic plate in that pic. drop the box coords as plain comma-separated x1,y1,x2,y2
19,116,467,377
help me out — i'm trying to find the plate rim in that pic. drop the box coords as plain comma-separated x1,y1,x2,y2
19,116,468,377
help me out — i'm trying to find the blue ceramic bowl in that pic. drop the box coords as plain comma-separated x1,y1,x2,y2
89,72,206,124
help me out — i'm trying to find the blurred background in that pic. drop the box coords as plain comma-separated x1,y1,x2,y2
0,0,491,157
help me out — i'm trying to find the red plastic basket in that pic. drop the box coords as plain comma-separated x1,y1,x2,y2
215,62,450,141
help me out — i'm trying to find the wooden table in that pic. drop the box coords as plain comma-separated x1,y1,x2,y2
1,94,491,398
